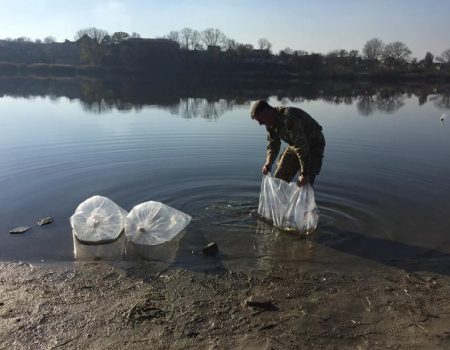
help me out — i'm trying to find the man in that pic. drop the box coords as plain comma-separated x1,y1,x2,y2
251,100,325,186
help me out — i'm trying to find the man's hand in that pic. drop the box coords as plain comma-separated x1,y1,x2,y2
262,162,272,175
298,174,310,186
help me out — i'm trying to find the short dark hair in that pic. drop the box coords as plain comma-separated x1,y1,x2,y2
251,100,271,118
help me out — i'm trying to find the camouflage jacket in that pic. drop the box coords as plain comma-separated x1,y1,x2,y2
266,107,323,174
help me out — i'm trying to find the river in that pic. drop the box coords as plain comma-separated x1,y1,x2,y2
1,79,449,271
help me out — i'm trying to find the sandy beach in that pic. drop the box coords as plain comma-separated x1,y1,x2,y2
1,256,449,349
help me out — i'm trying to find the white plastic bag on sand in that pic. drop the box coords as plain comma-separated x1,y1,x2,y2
125,201,191,245
258,174,319,234
70,195,127,243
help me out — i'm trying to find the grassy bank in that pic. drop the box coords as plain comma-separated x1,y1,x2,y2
1,61,450,83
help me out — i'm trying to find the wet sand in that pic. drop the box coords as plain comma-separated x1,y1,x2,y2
1,257,449,349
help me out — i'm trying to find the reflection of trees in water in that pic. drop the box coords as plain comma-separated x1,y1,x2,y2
2,78,449,116
81,99,142,113
357,95,377,116
52,84,450,117
288,97,307,104
274,95,307,106
418,91,428,106
322,95,354,105
429,92,450,110
81,85,445,116
278,97,292,106
376,89,405,113
168,98,237,119
79,81,143,113
357,89,405,116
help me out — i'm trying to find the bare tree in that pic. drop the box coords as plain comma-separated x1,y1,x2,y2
223,38,238,51
293,50,308,56
75,27,110,44
166,31,180,44
326,50,339,58
180,28,202,50
131,32,141,39
436,48,450,63
201,28,226,48
180,27,193,49
362,38,384,60
111,31,130,44
280,47,294,55
15,37,32,42
102,35,112,45
191,30,202,50
75,28,110,64
338,49,348,58
43,36,56,44
257,38,272,51
348,50,359,58
382,41,411,66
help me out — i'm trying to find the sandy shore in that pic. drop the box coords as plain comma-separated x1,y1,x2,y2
1,258,449,349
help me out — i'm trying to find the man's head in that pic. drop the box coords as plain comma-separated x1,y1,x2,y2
251,100,277,127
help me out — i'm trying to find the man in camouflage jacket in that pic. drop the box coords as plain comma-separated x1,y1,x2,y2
251,100,325,186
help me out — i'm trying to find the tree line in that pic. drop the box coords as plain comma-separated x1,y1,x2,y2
164,27,450,69
165,27,272,51
361,38,449,68
2,27,450,65
1,27,450,80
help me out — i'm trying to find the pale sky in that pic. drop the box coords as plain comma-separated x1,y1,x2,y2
0,0,449,59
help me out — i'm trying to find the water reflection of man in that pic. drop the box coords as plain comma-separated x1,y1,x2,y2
251,100,325,186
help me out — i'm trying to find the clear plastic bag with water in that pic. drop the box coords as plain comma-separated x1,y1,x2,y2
125,201,191,246
70,195,127,243
258,174,319,234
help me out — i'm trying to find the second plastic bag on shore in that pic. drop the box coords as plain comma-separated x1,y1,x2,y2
125,201,191,245
258,174,319,234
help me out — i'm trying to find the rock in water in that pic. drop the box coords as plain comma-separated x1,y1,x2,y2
37,217,53,226
202,242,219,256
9,226,31,234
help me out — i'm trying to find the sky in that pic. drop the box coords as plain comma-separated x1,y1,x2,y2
0,0,449,59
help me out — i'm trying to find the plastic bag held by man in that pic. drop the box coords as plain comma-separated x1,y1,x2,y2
258,174,319,234
70,195,127,243
125,201,191,246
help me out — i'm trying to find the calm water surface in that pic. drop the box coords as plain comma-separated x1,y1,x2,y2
1,86,449,271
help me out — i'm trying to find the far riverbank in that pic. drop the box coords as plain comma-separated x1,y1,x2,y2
1,61,450,83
